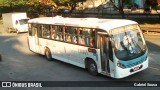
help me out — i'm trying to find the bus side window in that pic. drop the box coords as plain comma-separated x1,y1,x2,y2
56,26,63,41
90,37,95,48
42,25,46,38
72,28,78,44
31,24,37,36
109,40,113,61
62,27,66,41
77,28,89,46
83,30,89,46
66,27,77,44
53,26,59,40
82,28,92,46
37,24,42,38
89,29,95,48
51,25,57,39
78,28,84,45
65,27,70,42
28,24,32,36
42,25,51,39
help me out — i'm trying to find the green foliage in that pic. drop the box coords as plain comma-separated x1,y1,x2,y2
53,0,86,7
53,0,86,14
124,0,132,5
145,0,158,9
158,4,160,9
0,0,40,7
0,0,10,6
0,0,40,18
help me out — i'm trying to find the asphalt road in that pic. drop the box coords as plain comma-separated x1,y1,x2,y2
0,33,160,90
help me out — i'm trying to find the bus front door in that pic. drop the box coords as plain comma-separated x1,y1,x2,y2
98,34,111,75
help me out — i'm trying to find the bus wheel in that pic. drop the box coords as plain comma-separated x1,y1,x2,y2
87,60,98,76
45,48,52,61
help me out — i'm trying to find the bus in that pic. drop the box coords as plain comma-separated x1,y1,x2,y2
27,16,148,78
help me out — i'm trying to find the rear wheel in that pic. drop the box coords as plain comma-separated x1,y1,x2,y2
87,60,98,76
45,48,52,61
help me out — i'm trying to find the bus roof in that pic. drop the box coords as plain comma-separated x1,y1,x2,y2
28,16,138,32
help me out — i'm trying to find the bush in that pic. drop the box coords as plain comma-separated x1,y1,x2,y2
158,4,160,10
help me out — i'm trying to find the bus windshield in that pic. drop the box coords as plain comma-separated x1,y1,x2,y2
110,24,147,61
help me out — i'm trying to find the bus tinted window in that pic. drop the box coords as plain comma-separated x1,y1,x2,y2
56,26,63,41
30,24,37,36
37,24,42,38
31,24,96,48
42,25,51,38
51,25,57,39
28,24,32,36
65,27,78,44
78,28,95,48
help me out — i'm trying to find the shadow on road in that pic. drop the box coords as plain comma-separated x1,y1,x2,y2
0,35,22,55
146,41,160,52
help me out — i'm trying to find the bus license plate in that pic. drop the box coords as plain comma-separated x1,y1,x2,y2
133,66,140,71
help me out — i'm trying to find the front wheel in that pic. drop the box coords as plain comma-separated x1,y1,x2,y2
45,48,52,61
87,60,98,76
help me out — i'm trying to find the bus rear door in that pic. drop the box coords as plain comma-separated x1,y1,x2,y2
28,24,40,53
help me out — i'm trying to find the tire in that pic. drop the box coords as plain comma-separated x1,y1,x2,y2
87,60,98,76
8,28,11,33
16,30,19,34
45,48,52,61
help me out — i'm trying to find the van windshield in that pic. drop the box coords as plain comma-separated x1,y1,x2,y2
19,19,29,25
110,24,147,61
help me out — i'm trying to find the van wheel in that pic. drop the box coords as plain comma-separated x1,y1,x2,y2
8,28,11,33
16,30,19,34
45,48,52,61
87,60,98,76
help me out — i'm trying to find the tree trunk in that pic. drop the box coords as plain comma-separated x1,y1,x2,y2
110,0,125,19
118,0,125,19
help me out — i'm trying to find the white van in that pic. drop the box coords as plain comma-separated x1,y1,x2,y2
2,12,29,34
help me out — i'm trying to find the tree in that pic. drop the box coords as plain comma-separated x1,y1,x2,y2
146,0,158,9
145,0,159,14
110,0,125,18
53,0,86,15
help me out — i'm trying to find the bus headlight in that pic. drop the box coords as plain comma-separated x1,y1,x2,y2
117,61,126,69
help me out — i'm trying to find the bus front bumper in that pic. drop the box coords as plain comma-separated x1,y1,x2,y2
114,57,149,79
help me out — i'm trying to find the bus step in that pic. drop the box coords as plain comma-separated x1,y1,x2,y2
101,71,110,76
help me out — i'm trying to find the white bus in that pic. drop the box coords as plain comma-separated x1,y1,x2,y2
28,16,148,78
